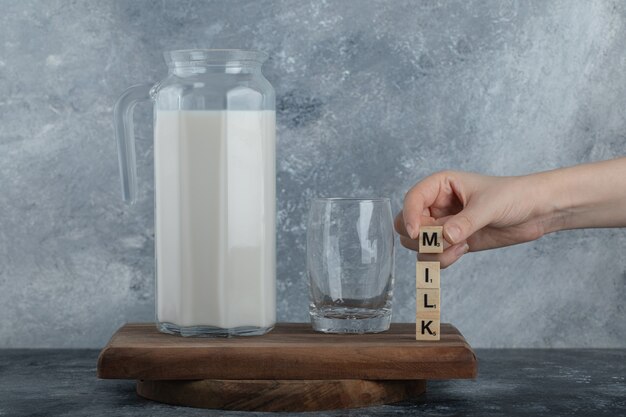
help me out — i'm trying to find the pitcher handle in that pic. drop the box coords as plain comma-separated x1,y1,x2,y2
114,84,153,204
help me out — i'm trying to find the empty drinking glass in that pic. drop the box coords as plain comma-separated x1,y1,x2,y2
307,198,395,333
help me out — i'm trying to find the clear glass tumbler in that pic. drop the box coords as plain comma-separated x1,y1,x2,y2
307,198,395,333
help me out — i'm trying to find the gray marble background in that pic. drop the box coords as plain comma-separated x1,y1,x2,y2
1,0,625,348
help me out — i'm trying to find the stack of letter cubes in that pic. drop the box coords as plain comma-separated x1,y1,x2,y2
416,226,443,341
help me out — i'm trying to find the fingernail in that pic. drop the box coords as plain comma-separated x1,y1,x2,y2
446,225,461,243
406,223,417,239
455,243,470,256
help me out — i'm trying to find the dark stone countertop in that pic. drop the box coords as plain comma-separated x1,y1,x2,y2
1,349,625,416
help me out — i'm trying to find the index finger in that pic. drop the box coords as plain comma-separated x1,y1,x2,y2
402,174,442,239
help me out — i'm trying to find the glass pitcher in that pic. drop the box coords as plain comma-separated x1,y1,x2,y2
114,49,276,336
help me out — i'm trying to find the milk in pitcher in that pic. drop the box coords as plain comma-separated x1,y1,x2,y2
154,110,276,335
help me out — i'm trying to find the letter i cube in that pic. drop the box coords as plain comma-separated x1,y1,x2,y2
416,226,442,341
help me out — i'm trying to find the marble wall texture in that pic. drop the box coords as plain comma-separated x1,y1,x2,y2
1,0,625,348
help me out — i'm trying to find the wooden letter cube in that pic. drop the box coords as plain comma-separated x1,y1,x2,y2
416,288,440,314
416,318,440,341
416,261,440,289
418,226,443,253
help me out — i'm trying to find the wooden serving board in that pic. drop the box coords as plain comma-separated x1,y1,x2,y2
98,323,476,411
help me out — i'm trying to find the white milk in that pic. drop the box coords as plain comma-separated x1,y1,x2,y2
154,110,276,331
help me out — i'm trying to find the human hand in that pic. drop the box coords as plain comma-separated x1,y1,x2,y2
395,171,552,268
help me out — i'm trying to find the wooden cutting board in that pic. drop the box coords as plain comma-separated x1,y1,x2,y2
97,322,477,411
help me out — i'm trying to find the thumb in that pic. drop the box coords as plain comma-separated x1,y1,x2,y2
443,204,492,245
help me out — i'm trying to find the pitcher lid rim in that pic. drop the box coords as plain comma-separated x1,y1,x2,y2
164,49,268,66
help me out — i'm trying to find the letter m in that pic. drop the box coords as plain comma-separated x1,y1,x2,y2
422,232,438,247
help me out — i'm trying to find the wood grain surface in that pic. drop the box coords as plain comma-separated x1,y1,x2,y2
98,323,476,381
136,379,427,412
